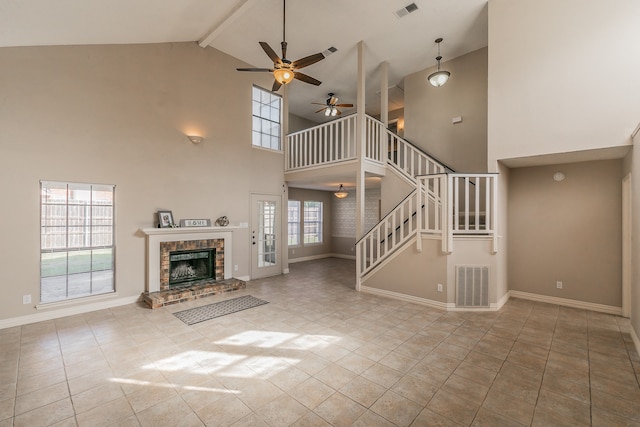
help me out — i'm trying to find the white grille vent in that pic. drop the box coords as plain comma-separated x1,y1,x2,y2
456,266,489,308
394,3,419,18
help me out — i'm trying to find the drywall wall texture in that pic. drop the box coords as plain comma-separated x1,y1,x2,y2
0,42,284,320
404,48,488,173
288,188,333,260
488,0,640,166
508,160,623,307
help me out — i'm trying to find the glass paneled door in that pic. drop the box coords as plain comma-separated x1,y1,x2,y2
251,194,282,279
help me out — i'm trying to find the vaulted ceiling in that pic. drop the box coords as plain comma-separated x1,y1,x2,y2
0,0,488,123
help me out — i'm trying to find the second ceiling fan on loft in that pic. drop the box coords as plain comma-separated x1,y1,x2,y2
236,0,326,92
313,93,353,117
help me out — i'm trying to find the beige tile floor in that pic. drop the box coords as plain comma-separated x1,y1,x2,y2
1,258,640,426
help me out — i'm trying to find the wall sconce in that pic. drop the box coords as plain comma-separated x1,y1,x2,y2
187,135,204,144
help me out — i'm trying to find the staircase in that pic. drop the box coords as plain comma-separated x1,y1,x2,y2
286,113,498,289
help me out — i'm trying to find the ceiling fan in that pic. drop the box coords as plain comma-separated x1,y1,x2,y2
236,0,325,92
312,93,354,117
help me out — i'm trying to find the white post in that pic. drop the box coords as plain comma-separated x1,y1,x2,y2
356,41,366,239
416,178,423,253
491,175,499,254
380,61,389,163
355,41,366,291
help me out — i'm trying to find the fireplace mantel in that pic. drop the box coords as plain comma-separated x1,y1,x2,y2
141,225,245,235
141,226,244,293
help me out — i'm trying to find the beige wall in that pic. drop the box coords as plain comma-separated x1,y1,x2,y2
362,238,448,302
0,42,284,321
380,169,414,217
488,0,640,166
288,113,318,133
288,188,333,260
508,160,623,307
404,48,488,173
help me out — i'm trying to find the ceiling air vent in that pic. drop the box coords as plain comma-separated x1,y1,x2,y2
322,46,338,57
394,3,419,19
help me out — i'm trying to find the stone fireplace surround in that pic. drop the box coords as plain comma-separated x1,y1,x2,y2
141,227,246,308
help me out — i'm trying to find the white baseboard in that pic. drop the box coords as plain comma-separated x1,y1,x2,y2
631,325,640,358
509,290,622,316
360,286,452,311
236,275,251,281
0,295,141,330
288,253,355,263
496,292,510,310
331,253,356,260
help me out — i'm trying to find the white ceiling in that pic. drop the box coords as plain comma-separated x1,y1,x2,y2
0,0,488,123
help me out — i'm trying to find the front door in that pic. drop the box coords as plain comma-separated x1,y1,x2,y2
251,193,282,279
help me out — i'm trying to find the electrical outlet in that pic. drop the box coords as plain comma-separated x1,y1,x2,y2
22,294,31,304
234,264,238,272
437,284,443,292
556,281,563,289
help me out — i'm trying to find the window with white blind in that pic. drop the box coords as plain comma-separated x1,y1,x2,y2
303,201,323,244
288,200,300,246
40,181,115,303
252,85,282,151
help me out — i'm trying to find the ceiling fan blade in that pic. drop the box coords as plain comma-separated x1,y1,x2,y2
291,52,325,70
294,72,321,86
336,109,342,115
259,42,282,65
236,68,274,72
336,103,354,108
272,79,283,92
315,108,327,113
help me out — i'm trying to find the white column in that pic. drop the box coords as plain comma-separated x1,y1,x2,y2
356,41,366,239
380,61,389,128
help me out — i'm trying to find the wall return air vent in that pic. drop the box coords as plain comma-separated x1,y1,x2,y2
456,265,490,308
394,3,419,19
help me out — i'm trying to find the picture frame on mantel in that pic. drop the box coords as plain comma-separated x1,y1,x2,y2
157,210,174,228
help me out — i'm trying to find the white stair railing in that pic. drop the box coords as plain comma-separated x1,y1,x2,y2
286,114,357,171
358,173,498,279
387,129,447,179
357,189,420,277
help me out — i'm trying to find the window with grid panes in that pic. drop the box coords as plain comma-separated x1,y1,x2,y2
288,200,300,246
252,85,282,151
40,181,115,303
303,201,323,244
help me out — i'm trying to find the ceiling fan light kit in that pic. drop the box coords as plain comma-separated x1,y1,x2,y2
313,92,353,117
236,0,325,92
428,37,450,87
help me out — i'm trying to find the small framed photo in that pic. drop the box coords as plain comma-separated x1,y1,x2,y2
157,210,174,228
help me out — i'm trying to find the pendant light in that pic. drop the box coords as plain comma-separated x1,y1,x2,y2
334,184,348,199
428,37,450,87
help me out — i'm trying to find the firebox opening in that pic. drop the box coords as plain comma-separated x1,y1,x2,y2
169,249,215,287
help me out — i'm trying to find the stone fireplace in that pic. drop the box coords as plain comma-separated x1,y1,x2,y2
141,227,246,308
